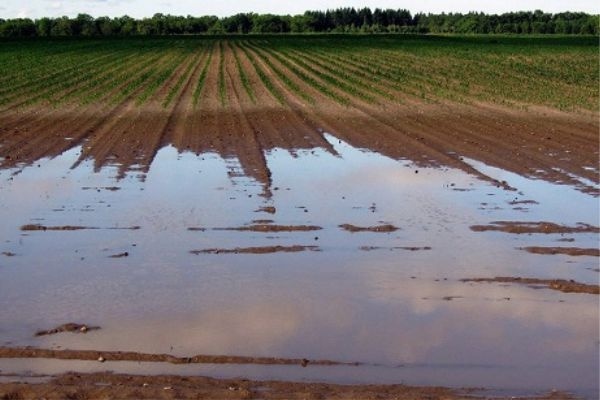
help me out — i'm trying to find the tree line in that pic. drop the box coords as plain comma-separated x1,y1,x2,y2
0,8,598,37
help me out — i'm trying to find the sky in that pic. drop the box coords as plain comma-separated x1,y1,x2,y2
1,0,598,19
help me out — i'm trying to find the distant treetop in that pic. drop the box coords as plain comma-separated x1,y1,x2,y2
0,8,598,37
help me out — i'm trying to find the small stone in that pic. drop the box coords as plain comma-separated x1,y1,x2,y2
79,326,88,333
97,356,105,362
163,386,172,390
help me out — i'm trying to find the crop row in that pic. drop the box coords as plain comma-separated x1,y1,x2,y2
0,36,596,113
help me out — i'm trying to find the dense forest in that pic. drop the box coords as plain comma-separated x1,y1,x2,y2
0,8,598,37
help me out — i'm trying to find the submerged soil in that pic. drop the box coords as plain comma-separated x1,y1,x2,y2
520,246,600,257
20,224,140,231
213,224,322,232
0,372,575,400
34,323,100,337
0,347,350,366
0,39,598,397
339,224,399,233
462,277,600,295
470,221,600,234
190,245,320,254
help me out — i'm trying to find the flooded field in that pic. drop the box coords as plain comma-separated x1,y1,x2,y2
0,36,599,399
0,132,598,397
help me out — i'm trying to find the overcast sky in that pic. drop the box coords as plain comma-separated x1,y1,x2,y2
1,1,598,19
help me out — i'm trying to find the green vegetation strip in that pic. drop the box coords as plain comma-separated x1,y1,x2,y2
247,42,348,105
162,48,206,108
229,41,255,103
239,41,313,105
218,41,227,107
192,42,215,107
236,42,285,105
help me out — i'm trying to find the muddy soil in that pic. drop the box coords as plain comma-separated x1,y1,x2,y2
0,347,351,366
213,224,322,232
339,224,399,233
190,245,321,254
462,277,600,295
520,246,600,257
470,221,599,234
20,224,140,231
0,372,575,400
0,43,597,197
359,246,432,251
35,323,100,337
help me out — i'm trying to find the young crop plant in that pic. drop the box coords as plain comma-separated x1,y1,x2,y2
192,42,215,107
108,49,180,105
54,52,143,106
239,41,313,105
0,49,124,107
236,42,286,106
0,48,120,101
136,51,187,106
162,49,205,108
248,43,349,106
285,47,393,102
218,41,227,108
83,52,166,105
229,41,256,104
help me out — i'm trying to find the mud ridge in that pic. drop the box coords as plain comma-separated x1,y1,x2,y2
35,323,100,337
520,246,600,257
462,277,599,295
470,221,600,234
0,347,354,366
21,224,140,231
340,224,399,233
191,245,320,254
213,224,322,232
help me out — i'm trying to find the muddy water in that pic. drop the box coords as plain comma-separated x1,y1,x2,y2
0,135,598,396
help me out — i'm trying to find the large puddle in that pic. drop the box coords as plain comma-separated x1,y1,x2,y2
0,134,598,396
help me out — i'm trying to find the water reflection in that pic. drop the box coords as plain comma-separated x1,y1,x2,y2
0,134,598,394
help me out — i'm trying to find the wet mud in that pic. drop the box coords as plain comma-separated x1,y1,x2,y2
20,224,140,231
212,224,322,232
190,245,320,254
470,221,599,234
520,246,600,257
462,277,600,295
0,371,573,400
339,224,399,233
35,323,100,337
0,347,351,366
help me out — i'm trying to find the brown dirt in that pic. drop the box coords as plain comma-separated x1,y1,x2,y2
0,372,574,400
213,224,322,232
190,245,320,255
109,252,129,258
359,246,432,251
470,221,600,234
1,41,597,196
81,186,120,191
520,246,600,257
462,277,600,295
256,206,276,214
34,323,100,337
20,224,95,231
20,225,140,231
339,224,399,233
0,347,350,366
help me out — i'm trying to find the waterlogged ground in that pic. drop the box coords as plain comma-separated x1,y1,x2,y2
0,133,598,396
